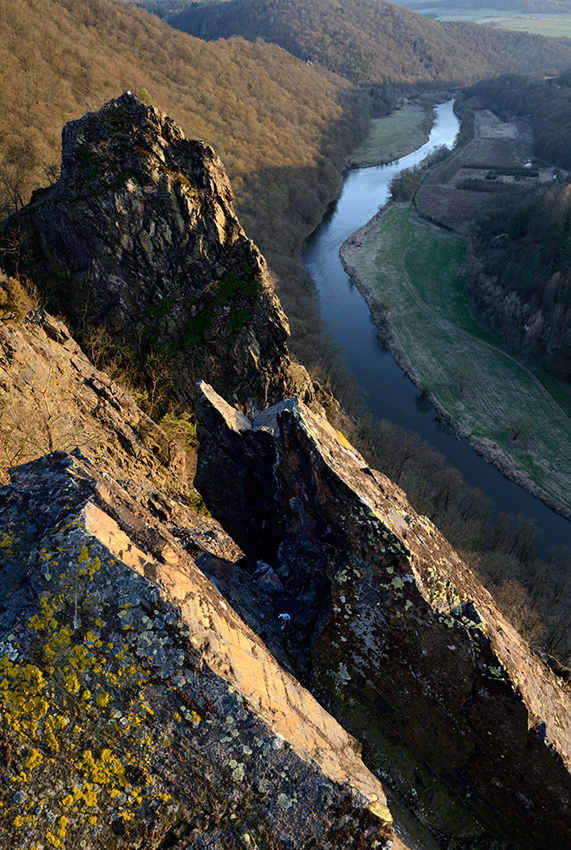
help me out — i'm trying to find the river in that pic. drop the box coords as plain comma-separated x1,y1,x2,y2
304,101,571,550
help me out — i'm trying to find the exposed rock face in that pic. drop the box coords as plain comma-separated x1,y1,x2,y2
0,308,250,572
0,450,393,849
3,93,310,414
195,382,571,850
0,309,169,485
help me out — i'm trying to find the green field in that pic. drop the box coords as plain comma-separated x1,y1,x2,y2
347,107,428,168
425,7,571,36
482,15,571,36
348,205,571,514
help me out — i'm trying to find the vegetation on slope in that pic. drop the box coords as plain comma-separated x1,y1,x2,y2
461,73,571,380
168,0,571,85
344,206,571,516
0,0,376,375
466,183,571,380
0,0,367,204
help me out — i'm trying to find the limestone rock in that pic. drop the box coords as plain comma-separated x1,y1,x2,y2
0,450,392,849
3,93,311,414
195,381,571,850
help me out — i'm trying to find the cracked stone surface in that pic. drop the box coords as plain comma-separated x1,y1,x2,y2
195,381,571,850
0,449,393,849
3,93,312,415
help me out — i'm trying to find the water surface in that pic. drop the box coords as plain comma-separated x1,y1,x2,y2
304,102,571,549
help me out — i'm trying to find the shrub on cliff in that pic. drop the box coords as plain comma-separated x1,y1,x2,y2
0,272,36,323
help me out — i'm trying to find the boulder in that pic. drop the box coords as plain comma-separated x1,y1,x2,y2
0,450,393,849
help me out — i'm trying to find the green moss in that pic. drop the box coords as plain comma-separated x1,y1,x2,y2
142,325,160,347
213,270,262,306
76,144,99,181
144,297,175,320
187,490,211,516
175,269,261,349
114,171,136,188
180,307,213,348
227,309,253,346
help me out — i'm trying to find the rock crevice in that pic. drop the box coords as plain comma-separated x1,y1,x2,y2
194,381,571,850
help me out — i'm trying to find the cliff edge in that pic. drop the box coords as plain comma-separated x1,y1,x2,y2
195,381,571,850
0,449,393,849
1,93,311,415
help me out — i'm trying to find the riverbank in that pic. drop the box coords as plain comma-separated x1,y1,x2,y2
340,203,571,522
346,103,431,168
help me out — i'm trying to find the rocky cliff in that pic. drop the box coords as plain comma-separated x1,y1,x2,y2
2,305,446,850
2,94,571,850
1,93,311,415
0,449,394,850
195,382,571,850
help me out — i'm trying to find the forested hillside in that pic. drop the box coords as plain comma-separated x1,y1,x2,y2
0,0,374,374
463,72,571,379
466,71,571,168
168,0,571,84
467,184,571,379
0,0,363,210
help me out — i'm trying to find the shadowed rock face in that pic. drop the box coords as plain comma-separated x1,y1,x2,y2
0,450,393,849
195,381,571,850
3,93,310,415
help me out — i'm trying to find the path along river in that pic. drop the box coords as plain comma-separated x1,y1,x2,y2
304,101,571,550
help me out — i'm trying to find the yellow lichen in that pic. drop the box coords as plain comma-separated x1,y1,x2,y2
0,543,185,847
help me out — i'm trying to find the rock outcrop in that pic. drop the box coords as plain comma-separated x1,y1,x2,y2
0,450,393,849
3,94,571,850
195,381,571,850
2,93,311,415
0,309,169,486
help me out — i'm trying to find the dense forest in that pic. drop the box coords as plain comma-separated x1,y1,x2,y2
128,0,223,15
169,0,571,84
462,72,571,379
466,183,571,379
0,0,362,214
0,0,378,375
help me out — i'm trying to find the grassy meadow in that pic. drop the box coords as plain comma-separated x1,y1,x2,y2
423,6,571,37
346,106,429,167
478,15,571,37
347,205,571,514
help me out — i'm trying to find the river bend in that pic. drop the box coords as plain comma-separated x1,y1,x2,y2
304,101,571,549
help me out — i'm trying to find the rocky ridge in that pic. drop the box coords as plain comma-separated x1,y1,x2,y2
2,93,311,415
0,449,393,849
1,93,571,850
194,381,571,850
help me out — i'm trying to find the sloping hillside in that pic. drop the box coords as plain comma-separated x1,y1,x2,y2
168,0,571,84
0,0,362,221
0,0,371,377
